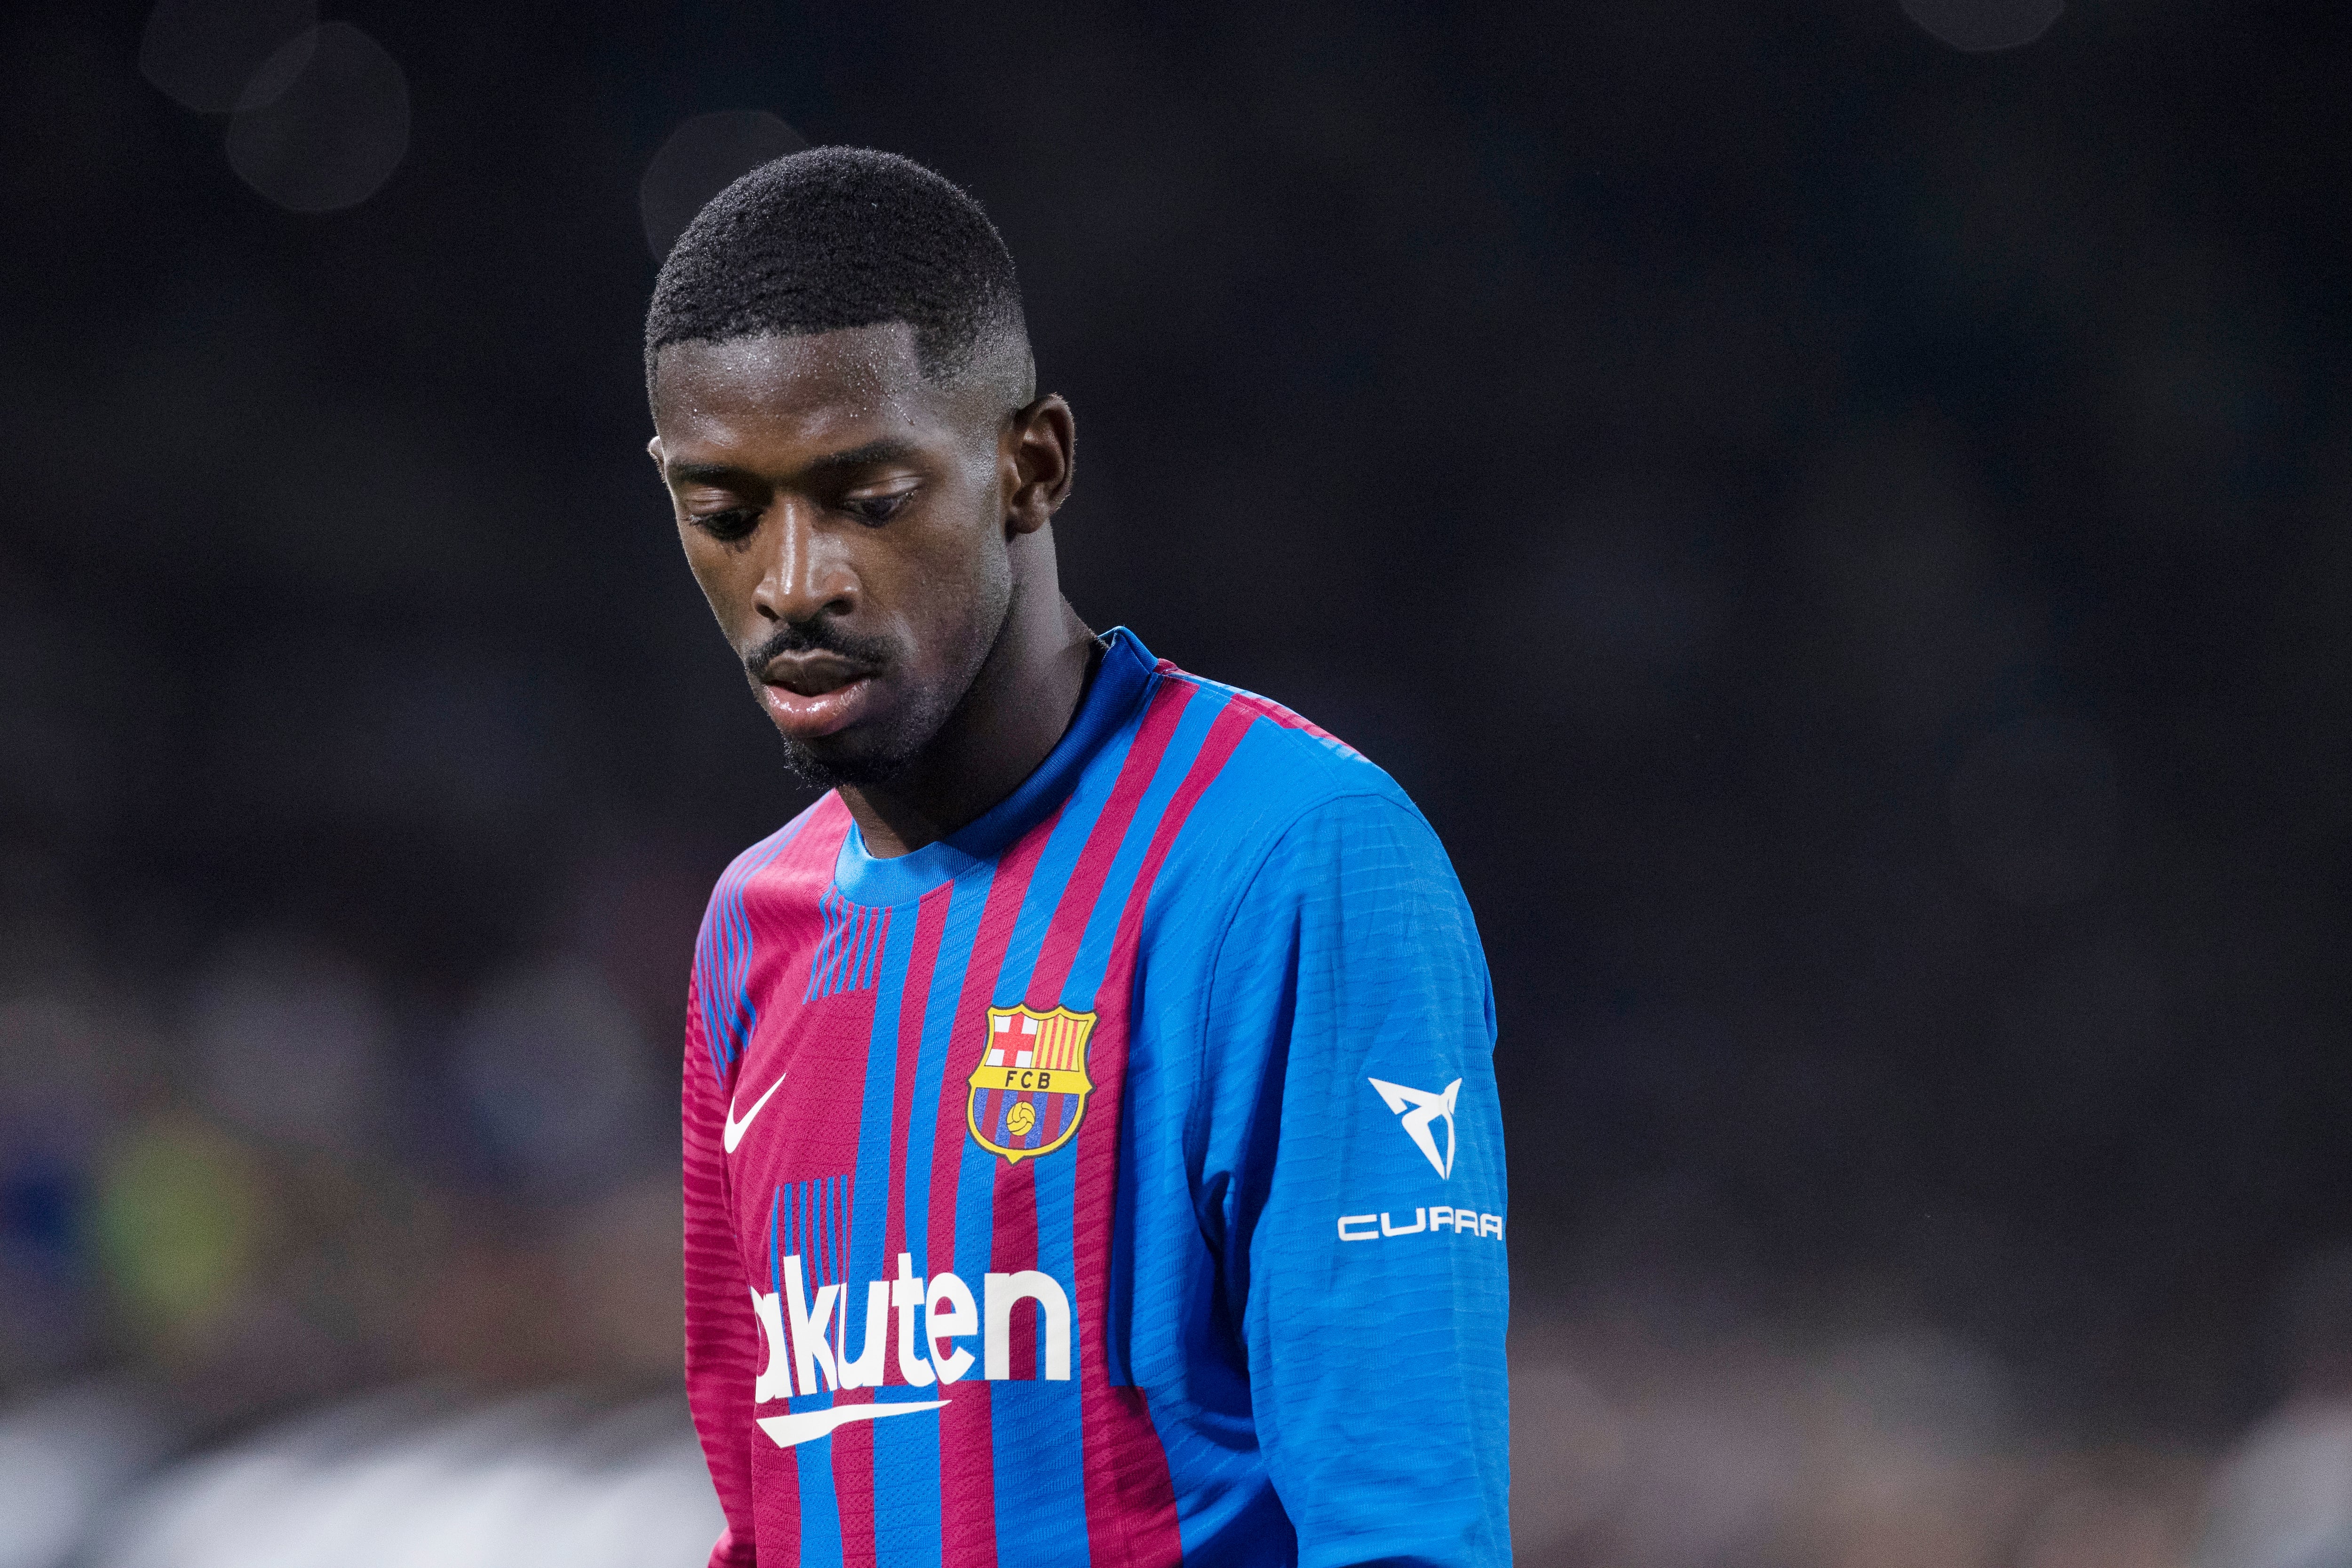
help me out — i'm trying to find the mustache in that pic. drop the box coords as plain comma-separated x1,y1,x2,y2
741,619,896,678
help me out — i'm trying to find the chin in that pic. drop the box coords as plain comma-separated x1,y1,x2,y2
773,668,973,792
774,727,918,792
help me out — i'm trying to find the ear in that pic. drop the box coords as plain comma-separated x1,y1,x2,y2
1003,395,1074,537
647,435,667,472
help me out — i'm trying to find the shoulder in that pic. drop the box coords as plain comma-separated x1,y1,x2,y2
690,793,853,987
1135,661,1458,934
685,794,850,1083
697,794,846,928
1147,661,1429,853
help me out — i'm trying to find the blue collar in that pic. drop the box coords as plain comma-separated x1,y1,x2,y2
829,626,1158,906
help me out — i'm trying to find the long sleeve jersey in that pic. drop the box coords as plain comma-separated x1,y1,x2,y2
682,628,1509,1567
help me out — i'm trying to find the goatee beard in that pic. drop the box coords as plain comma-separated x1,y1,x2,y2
773,732,916,792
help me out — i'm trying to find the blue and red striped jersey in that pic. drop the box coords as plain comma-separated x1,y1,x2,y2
682,628,1509,1567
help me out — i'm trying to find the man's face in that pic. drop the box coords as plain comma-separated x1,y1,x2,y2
648,325,1017,787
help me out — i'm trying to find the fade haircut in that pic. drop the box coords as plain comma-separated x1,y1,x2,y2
644,146,1032,405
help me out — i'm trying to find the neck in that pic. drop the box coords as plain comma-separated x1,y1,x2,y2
838,549,1097,859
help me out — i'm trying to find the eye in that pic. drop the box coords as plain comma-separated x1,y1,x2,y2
840,487,915,527
688,506,761,541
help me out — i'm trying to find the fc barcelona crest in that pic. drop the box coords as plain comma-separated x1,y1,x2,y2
966,1005,1097,1165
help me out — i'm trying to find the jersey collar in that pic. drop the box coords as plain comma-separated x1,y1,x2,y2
829,626,1158,907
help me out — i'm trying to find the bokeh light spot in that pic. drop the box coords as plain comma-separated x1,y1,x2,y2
138,0,316,113
186,936,388,1156
451,958,652,1195
639,110,808,261
92,1118,266,1342
223,22,410,213
1900,0,2065,53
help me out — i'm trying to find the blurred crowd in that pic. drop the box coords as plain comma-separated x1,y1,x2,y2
7,922,2352,1565
0,911,700,1406
0,878,722,1561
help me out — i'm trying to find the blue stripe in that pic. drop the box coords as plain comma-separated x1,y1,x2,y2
809,890,894,1001
950,1119,996,1290
993,746,1122,1007
808,897,827,999
782,1184,845,1565
899,870,993,1268
848,911,910,1299
871,1389,943,1568
1064,687,1225,1407
795,1432,847,1568
695,812,813,1080
948,892,1013,1338
843,901,907,1550
883,872,993,1568
990,1130,1090,1565
973,782,1125,1566
806,893,833,1000
1062,686,1232,1011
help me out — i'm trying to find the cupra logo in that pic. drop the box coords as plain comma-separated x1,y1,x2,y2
1367,1076,1461,1179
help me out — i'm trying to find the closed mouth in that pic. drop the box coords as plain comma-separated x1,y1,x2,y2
760,652,875,696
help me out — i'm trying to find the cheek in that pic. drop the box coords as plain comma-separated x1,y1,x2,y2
891,517,1014,669
678,530,753,620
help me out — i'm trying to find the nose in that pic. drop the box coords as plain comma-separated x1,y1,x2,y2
750,499,858,624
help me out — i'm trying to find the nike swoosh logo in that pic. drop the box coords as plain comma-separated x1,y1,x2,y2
756,1400,948,1449
723,1072,787,1154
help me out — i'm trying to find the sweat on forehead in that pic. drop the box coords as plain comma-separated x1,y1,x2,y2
644,145,1035,406
648,326,1024,460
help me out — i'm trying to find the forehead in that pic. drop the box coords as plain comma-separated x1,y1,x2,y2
651,324,961,460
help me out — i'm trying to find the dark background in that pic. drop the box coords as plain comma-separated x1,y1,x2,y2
4,0,2349,1559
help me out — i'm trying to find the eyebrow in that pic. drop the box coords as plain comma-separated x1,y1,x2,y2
665,438,926,489
803,438,925,476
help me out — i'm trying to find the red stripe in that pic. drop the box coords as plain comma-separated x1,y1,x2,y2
837,871,933,1562
742,804,857,1568
833,1379,878,1568
1097,698,1259,1008
1213,683,1353,752
750,1448,803,1565
923,803,1062,1568
952,681,1198,1448
1076,695,1262,1568
774,796,857,885
1025,680,1198,1006
681,989,761,1565
879,883,953,1366
990,1153,1041,1382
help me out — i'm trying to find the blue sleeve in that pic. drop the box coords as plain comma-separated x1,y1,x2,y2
1197,791,1510,1567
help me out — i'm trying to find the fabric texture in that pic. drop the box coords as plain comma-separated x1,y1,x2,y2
680,629,1509,1567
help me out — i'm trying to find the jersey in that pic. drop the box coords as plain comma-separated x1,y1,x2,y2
681,628,1509,1568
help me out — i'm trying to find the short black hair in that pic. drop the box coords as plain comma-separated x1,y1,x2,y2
644,146,1029,397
